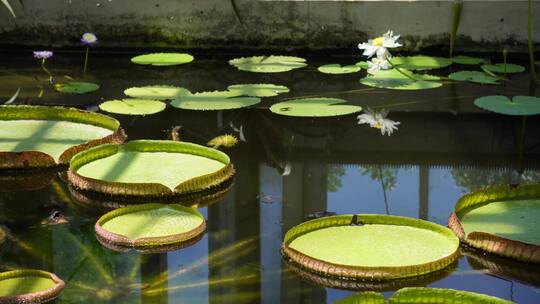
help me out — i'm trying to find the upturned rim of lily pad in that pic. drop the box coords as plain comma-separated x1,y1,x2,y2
389,287,515,304
282,214,459,280
95,203,206,253
0,269,65,304
68,140,235,198
0,170,57,192
448,184,540,263
0,105,126,170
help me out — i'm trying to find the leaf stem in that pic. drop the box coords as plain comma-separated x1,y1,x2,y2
40,59,53,84
83,46,89,77
528,0,539,84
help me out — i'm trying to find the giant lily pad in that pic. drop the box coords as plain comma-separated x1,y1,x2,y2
448,71,500,84
448,184,540,263
0,269,65,303
389,287,514,304
95,203,205,253
334,292,388,304
99,99,166,115
124,85,190,100
318,64,361,74
170,91,260,110
54,82,100,94
282,214,459,280
474,95,540,116
226,84,289,97
481,63,525,74
360,69,442,90
451,55,485,65
389,56,453,70
270,97,361,117
68,140,235,197
229,55,307,73
0,105,126,169
131,53,194,66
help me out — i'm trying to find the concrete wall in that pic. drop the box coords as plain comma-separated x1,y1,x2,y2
0,0,539,51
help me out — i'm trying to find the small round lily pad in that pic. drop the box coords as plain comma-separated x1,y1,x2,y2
226,84,289,97
95,203,205,252
481,63,525,74
131,53,194,66
0,269,65,303
0,105,126,169
124,85,191,100
171,91,261,110
389,56,453,70
99,99,166,115
449,184,540,263
451,56,485,65
283,214,459,280
318,64,361,74
448,71,500,84
270,97,362,117
360,69,442,90
355,61,370,69
54,82,100,94
68,140,235,197
229,55,307,73
474,95,540,115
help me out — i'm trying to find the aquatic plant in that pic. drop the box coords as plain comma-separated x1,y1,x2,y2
1,0,15,18
229,55,307,73
33,50,54,84
80,32,97,76
226,83,289,97
318,64,361,74
357,108,400,136
131,53,194,66
0,269,65,303
99,99,166,115
54,81,100,94
171,90,260,110
474,95,540,115
448,70,500,84
207,134,238,149
124,85,190,100
451,55,485,65
269,97,362,117
360,69,442,90
358,30,402,73
389,56,453,71
527,0,539,84
448,0,463,58
4,88,19,104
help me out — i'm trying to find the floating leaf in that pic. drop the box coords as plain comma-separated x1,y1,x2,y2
123,85,190,100
270,97,361,117
360,69,442,90
170,91,260,110
54,82,100,94
99,99,166,115
389,56,453,70
448,71,500,84
283,214,459,280
318,64,361,74
227,83,289,97
131,53,194,66
0,269,65,302
355,61,370,69
390,287,514,304
474,95,540,116
96,204,205,252
334,292,388,304
451,55,485,65
69,140,234,196
229,55,307,73
481,63,525,74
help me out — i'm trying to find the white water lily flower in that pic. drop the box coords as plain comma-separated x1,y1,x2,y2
368,57,391,72
358,30,402,58
357,108,400,136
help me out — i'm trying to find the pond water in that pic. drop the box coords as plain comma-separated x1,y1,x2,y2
1,51,540,303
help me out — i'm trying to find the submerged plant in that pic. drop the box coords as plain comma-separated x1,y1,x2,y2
81,32,98,76
357,108,400,136
33,50,54,83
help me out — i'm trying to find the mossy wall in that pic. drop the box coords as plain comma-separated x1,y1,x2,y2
0,0,539,51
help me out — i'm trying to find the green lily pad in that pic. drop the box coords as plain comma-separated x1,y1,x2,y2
69,140,234,197
360,69,442,90
99,99,166,115
123,85,190,100
390,287,514,304
474,95,540,115
481,63,525,74
131,53,194,66
448,71,500,84
318,64,361,74
96,204,205,251
334,292,388,304
282,214,459,280
170,91,261,110
0,269,64,302
270,97,361,117
0,105,123,168
355,61,370,69
389,56,453,70
229,55,307,73
451,55,485,65
54,82,100,94
226,84,289,97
